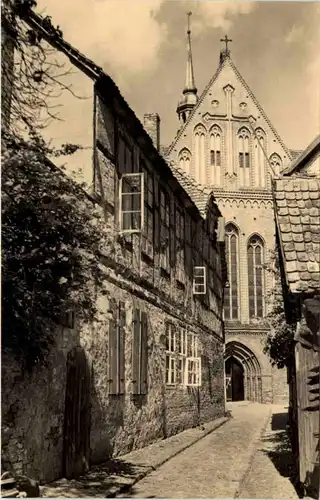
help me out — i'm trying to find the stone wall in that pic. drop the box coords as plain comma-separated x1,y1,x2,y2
1,88,225,484
1,327,79,483
2,271,224,484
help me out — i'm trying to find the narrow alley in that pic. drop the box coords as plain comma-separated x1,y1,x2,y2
117,402,299,499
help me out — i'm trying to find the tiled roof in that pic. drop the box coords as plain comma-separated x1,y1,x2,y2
283,135,320,176
274,177,320,294
168,162,215,218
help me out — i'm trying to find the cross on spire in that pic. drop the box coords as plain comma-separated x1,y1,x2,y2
220,34,232,52
187,11,192,34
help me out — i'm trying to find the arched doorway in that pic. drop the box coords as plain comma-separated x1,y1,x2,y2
226,356,244,401
225,341,262,403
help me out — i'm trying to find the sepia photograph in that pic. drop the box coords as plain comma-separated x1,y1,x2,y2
1,0,319,499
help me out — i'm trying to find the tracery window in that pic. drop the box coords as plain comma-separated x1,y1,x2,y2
254,128,266,188
238,128,250,187
269,153,282,177
224,224,239,320
194,125,206,184
178,148,191,176
247,235,264,318
209,125,222,185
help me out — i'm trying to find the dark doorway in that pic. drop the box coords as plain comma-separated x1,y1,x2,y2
225,356,245,401
63,346,91,479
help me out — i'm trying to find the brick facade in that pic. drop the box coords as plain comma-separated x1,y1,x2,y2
167,54,291,404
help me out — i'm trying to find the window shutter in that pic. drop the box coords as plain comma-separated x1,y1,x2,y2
140,311,148,395
132,308,141,395
119,301,126,394
108,298,118,395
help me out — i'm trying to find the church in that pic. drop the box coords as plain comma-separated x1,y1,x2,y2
164,17,294,404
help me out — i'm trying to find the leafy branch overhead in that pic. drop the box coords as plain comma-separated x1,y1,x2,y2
2,0,84,137
262,251,296,369
1,132,113,370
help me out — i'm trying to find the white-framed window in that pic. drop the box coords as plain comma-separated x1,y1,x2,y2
193,266,207,295
165,325,201,387
119,172,144,233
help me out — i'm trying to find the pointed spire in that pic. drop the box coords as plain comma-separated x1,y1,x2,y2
184,11,196,93
177,12,198,125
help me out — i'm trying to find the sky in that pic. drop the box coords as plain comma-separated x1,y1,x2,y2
36,0,320,184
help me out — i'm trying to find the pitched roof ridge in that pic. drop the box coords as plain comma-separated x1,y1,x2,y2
168,56,292,161
167,59,226,155
228,58,292,160
282,134,320,175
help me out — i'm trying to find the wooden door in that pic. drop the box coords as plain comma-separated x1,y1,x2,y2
63,346,91,479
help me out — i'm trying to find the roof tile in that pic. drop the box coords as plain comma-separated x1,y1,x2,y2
289,208,300,216
288,271,300,282
286,191,296,200
297,261,308,272
285,251,297,261
280,223,291,233
309,180,319,192
274,176,320,294
304,232,312,242
293,233,304,242
291,224,303,234
283,242,295,252
294,242,305,252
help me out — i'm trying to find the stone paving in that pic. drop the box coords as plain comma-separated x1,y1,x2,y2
238,405,299,499
42,402,299,499
119,402,298,499
41,415,229,498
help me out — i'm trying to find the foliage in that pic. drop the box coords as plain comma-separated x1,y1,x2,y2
263,250,296,369
2,0,82,137
1,131,110,370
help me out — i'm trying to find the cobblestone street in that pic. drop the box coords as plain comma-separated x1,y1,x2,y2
118,402,298,499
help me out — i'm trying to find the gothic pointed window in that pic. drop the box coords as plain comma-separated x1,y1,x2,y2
194,125,206,185
269,153,282,177
254,128,266,188
248,235,265,318
178,148,191,176
238,128,250,187
224,224,239,320
209,125,222,186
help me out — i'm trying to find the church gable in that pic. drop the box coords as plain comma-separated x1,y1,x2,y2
168,57,292,191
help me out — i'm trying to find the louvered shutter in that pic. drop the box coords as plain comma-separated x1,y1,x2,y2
132,308,141,394
108,298,118,394
140,311,148,395
119,301,126,395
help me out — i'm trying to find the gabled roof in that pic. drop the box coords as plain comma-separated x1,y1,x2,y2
167,162,220,219
167,56,292,160
282,135,320,176
273,177,320,294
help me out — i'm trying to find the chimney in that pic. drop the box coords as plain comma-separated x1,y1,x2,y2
143,113,160,151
